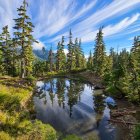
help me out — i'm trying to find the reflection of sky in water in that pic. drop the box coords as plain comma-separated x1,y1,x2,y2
34,78,117,140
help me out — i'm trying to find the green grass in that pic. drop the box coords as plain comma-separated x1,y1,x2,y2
0,77,56,140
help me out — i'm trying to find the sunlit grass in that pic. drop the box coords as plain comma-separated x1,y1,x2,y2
0,77,56,140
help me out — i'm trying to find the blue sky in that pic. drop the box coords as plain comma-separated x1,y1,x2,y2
0,0,140,57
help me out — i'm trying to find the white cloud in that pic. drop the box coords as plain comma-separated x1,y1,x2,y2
104,13,140,37
32,0,97,38
64,49,68,55
85,54,89,59
53,48,68,55
129,37,134,41
45,0,140,44
79,13,140,43
72,0,140,33
0,0,140,49
33,40,45,50
0,0,21,33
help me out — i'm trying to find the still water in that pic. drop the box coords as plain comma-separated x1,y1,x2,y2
34,78,118,140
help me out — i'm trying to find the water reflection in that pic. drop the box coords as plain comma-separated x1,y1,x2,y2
34,78,116,140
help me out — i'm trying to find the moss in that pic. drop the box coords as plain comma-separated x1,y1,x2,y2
63,134,82,140
0,84,31,112
17,120,56,140
134,124,140,140
0,131,13,140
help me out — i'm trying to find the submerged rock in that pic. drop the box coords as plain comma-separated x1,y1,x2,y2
105,97,116,107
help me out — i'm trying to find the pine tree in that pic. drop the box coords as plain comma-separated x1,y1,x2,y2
56,41,61,71
128,36,140,101
10,38,19,76
87,50,93,69
13,0,36,78
48,47,53,72
60,36,66,71
0,34,4,74
67,29,73,71
56,36,66,71
0,25,12,75
75,38,83,68
93,27,106,77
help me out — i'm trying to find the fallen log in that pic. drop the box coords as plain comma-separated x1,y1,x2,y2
111,110,136,118
108,119,139,125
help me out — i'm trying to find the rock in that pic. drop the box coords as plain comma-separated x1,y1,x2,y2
94,85,104,89
105,97,116,107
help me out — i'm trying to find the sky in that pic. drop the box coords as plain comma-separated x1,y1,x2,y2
0,0,140,57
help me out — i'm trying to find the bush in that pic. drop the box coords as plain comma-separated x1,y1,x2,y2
63,134,82,140
70,68,87,74
17,120,56,140
0,131,13,140
134,124,140,140
25,75,36,85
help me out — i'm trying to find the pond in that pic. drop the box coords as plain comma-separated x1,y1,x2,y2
34,78,118,140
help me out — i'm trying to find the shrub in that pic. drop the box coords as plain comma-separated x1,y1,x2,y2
25,75,36,86
134,124,140,140
18,120,57,140
0,131,13,140
63,134,82,140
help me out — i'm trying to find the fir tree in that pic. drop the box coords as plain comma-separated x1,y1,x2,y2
48,47,53,72
75,38,83,68
93,27,106,76
56,36,66,71
56,41,61,71
0,25,12,75
67,29,74,71
87,50,93,69
13,0,36,78
129,36,140,101
60,36,66,71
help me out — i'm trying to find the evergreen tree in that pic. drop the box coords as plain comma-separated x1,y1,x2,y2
128,36,140,101
56,36,66,71
60,36,66,71
0,25,12,75
75,38,83,68
0,33,4,74
67,29,74,71
87,50,93,69
93,27,106,77
42,46,49,72
48,47,53,72
56,41,61,71
10,38,19,76
13,0,36,78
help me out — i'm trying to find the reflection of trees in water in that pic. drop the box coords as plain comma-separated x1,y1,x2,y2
67,80,84,117
93,91,105,128
37,80,56,106
56,78,66,108
48,79,55,106
36,78,88,117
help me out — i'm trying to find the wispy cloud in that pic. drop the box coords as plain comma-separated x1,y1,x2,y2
44,0,140,44
0,0,140,51
104,13,140,37
33,0,97,39
0,0,21,33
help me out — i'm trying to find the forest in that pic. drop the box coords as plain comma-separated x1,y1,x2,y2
0,0,140,140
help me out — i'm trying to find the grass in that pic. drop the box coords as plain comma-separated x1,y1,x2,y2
0,76,56,140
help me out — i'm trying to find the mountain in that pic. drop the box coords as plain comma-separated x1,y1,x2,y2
33,49,49,60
